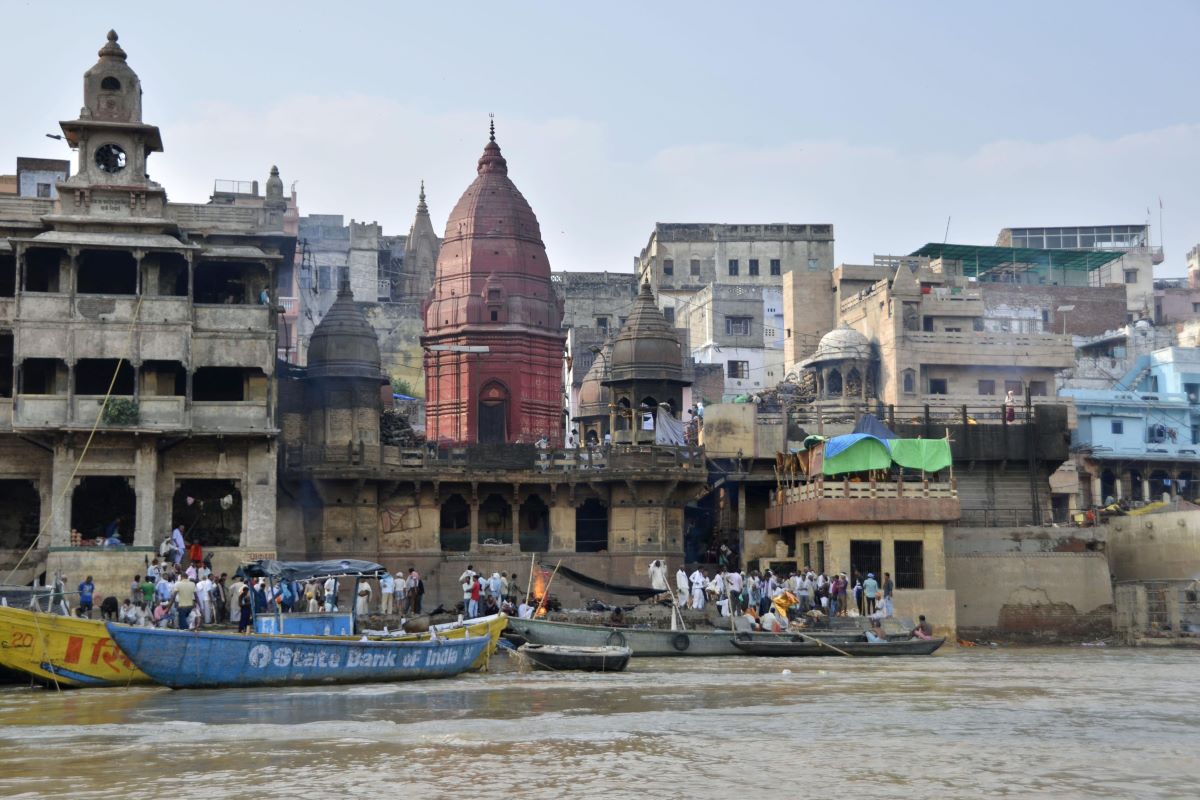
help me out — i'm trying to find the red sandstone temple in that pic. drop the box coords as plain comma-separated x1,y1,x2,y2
421,126,566,445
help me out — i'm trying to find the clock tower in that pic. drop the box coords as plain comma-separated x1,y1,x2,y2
55,30,168,224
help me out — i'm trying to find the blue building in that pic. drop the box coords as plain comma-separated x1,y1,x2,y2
1061,347,1200,505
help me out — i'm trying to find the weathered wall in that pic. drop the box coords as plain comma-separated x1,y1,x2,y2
946,553,1113,640
365,303,424,397
782,267,836,370
1107,510,1200,581
981,284,1127,337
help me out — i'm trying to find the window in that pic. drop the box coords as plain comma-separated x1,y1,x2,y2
1111,420,1124,435
928,378,948,395
490,310,498,321
944,327,962,333
1124,270,1138,284
725,316,751,336
1028,381,1047,396
808,257,820,271
763,327,776,337
618,317,628,327
663,306,674,324
690,259,701,276
727,360,750,379
36,183,51,198
317,266,332,290
1041,309,1050,325
1005,380,1023,395
894,540,924,589
770,258,781,276
728,259,739,276
902,370,915,394
337,267,349,290
595,316,609,332
662,258,674,276
978,379,995,395
748,259,759,276
100,76,121,91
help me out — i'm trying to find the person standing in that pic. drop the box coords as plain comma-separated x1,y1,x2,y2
648,559,669,600
459,565,476,614
675,566,689,608
882,572,894,618
355,581,372,617
1005,389,1016,423
863,573,879,616
323,576,338,612
129,575,142,604
689,567,707,611
227,575,246,627
237,585,253,633
468,575,482,618
170,524,186,565
196,573,213,625
139,575,155,608
172,573,197,631
77,576,95,618
410,569,424,614
379,571,395,616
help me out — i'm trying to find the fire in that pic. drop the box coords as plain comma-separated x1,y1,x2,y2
532,569,550,616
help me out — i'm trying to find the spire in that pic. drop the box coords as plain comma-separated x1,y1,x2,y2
416,180,428,214
98,29,127,60
489,113,495,142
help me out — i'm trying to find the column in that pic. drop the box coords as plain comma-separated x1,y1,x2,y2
1091,473,1102,506
133,442,157,547
47,442,75,547
1142,472,1151,504
1114,473,1123,501
469,497,480,552
511,496,522,550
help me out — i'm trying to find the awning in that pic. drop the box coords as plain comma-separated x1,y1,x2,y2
22,230,194,250
240,559,386,581
822,434,894,475
200,245,279,260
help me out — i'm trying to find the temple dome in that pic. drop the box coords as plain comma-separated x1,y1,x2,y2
606,281,687,385
577,344,612,418
805,324,871,365
307,286,382,380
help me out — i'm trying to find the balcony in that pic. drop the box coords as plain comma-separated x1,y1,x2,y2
0,297,13,324
13,395,68,427
194,305,270,332
767,477,960,528
191,401,271,432
902,330,1075,369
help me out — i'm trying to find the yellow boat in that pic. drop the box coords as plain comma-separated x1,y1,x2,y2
387,613,507,671
0,606,152,688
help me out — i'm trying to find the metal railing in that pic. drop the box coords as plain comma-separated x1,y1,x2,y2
772,477,957,507
282,442,706,473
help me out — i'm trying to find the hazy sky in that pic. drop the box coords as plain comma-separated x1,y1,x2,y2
4,1,1198,275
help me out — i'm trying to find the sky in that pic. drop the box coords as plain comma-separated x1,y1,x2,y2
4,1,1199,276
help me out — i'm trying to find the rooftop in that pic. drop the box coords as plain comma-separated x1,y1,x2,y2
910,242,1125,280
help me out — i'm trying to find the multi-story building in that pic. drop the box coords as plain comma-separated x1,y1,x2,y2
0,158,72,199
552,270,638,333
995,224,1160,320
0,32,293,588
683,283,785,400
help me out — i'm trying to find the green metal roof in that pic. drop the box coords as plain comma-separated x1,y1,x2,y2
910,242,1124,279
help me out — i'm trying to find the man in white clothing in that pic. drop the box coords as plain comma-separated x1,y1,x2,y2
323,576,338,612
355,581,372,616
689,568,707,610
648,559,669,600
379,571,395,615
675,567,689,608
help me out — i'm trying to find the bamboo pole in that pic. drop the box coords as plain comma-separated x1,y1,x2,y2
524,552,536,606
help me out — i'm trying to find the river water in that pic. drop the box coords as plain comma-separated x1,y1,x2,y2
0,647,1196,799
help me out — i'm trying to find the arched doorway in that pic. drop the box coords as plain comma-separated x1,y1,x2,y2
478,493,512,545
478,381,509,444
439,494,470,552
1100,469,1117,504
640,396,658,431
172,480,242,547
826,368,843,396
575,498,608,553
71,476,135,543
519,495,550,552
616,398,631,431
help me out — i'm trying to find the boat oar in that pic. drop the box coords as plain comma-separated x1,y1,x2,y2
796,630,853,658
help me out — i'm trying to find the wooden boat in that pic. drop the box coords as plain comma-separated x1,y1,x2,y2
730,632,946,657
362,613,507,670
0,606,152,688
517,643,631,672
506,616,742,656
106,624,491,689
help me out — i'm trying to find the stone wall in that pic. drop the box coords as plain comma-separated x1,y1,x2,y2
946,552,1113,641
981,283,1127,336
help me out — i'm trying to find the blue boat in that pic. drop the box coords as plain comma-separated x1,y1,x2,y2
106,624,489,690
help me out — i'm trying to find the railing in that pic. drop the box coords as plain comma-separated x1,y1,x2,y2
771,477,957,507
278,297,298,313
282,442,706,473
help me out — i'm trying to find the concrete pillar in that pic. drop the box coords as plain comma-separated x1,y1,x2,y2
1115,473,1124,501
1091,473,1102,506
549,501,575,552
469,499,479,552
48,442,75,547
511,498,521,549
1142,476,1151,503
133,442,157,547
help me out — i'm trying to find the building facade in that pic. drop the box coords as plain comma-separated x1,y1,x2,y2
0,32,291,586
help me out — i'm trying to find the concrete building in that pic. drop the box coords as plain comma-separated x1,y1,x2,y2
0,158,72,200
683,283,785,400
0,31,292,588
996,224,1160,320
552,270,639,333
1153,277,1200,326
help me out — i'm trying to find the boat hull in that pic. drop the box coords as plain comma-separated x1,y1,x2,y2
518,644,631,672
345,613,507,670
731,635,946,657
106,624,490,689
0,607,151,688
506,617,742,656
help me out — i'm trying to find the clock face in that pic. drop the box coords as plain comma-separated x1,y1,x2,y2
95,143,127,174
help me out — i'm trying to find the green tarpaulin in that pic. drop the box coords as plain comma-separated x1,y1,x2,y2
822,437,893,475
888,438,952,473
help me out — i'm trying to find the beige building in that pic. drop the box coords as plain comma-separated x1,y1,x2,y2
0,32,291,590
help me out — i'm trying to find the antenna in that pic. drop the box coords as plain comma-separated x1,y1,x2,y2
943,216,952,244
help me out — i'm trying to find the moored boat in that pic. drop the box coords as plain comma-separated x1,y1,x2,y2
517,643,631,672
106,623,490,689
507,616,742,656
362,613,507,670
730,632,945,657
0,606,152,688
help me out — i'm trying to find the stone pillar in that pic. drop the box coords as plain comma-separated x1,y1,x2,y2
469,498,480,552
1091,473,1102,506
736,481,747,540
1115,473,1124,501
511,498,521,550
133,441,157,547
1142,475,1151,503
48,442,75,547
549,500,575,552
242,442,278,550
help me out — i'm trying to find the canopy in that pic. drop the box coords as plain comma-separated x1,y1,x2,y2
821,434,893,475
888,438,952,472
852,413,896,439
241,559,386,582
655,408,687,446
543,563,660,600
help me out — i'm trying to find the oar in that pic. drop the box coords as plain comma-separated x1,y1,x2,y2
795,630,853,658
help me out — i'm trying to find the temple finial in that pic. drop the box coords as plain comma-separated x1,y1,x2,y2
417,180,428,214
489,112,495,143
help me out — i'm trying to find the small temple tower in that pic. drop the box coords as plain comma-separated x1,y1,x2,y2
402,181,440,299
604,281,690,442
421,124,565,445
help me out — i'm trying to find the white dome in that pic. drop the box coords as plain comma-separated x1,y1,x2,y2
808,324,871,363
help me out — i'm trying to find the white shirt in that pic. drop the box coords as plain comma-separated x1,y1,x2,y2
648,562,669,591
676,569,689,592
727,572,743,592
689,570,706,589
323,577,337,596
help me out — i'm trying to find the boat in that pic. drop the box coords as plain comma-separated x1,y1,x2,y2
506,616,742,656
0,606,152,688
517,643,631,672
106,624,491,689
730,632,946,657
361,613,508,670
